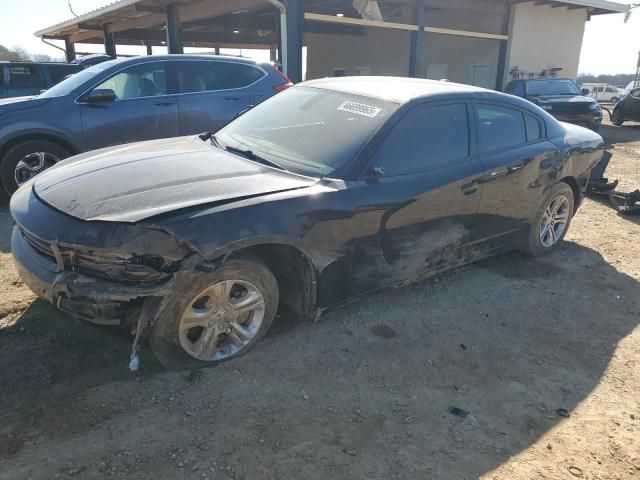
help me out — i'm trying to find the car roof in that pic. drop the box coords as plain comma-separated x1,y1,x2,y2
0,61,79,66
106,54,259,67
301,76,506,104
519,78,576,83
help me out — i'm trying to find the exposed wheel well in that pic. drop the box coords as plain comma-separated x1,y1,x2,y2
560,176,581,213
230,244,318,321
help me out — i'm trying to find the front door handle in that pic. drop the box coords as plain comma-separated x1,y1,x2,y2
224,96,243,101
153,101,174,107
461,181,479,196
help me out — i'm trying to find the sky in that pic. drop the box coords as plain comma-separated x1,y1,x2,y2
0,0,638,75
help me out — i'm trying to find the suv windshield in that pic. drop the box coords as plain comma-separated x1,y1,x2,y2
526,79,582,96
39,60,119,98
215,86,398,178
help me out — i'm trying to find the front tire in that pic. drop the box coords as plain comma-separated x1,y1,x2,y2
524,183,575,257
0,140,70,195
611,110,624,127
149,255,279,369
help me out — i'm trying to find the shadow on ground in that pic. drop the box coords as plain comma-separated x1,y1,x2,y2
600,122,640,147
0,204,11,253
0,241,638,479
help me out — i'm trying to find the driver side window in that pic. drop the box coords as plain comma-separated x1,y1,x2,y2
374,103,470,176
94,62,167,100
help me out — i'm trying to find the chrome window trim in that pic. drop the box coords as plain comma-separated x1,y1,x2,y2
172,59,267,96
75,60,169,104
75,58,267,105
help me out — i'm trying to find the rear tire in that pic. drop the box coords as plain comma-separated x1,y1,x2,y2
0,140,70,196
148,255,279,370
524,183,575,257
610,97,620,104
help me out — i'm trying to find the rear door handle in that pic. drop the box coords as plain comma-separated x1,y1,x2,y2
489,160,528,178
461,181,479,196
225,96,243,101
153,101,174,107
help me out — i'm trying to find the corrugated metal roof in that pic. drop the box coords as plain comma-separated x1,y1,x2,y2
557,0,630,13
34,0,145,36
34,0,630,38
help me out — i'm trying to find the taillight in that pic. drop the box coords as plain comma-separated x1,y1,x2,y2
273,83,292,92
272,65,293,92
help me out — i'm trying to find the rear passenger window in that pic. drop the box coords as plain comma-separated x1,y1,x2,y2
8,66,45,89
475,104,526,153
375,103,469,176
176,61,264,93
224,63,264,88
525,113,542,142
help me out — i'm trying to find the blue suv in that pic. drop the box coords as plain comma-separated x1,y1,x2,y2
0,55,291,196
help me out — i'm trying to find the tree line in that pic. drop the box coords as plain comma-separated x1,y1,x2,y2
0,44,59,62
577,73,638,86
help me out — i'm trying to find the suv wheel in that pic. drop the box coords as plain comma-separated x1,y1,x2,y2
0,140,70,195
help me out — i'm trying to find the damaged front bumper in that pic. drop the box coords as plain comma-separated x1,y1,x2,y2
12,226,174,326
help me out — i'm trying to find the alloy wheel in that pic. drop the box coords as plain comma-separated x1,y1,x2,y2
14,152,61,186
539,195,570,248
178,279,266,361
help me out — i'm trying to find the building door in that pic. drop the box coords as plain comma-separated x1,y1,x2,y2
426,64,449,81
471,64,495,89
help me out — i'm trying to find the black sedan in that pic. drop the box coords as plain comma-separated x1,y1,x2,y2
504,78,603,131
612,86,640,126
10,77,605,368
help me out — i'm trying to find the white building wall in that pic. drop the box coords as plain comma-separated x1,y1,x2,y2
507,2,588,82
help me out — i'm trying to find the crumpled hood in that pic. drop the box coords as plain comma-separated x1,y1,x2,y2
33,136,318,222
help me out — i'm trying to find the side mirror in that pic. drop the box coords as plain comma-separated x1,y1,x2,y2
581,88,590,95
85,88,116,104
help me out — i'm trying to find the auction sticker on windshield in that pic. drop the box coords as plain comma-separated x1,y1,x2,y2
337,101,382,118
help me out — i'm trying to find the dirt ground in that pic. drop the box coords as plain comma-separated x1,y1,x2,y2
0,119,639,480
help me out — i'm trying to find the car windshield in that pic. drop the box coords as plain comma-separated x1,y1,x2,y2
526,80,582,96
39,60,120,98
215,86,398,177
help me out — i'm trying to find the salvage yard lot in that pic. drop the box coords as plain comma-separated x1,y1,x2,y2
1,121,639,480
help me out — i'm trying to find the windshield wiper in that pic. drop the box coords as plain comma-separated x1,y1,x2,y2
224,145,288,172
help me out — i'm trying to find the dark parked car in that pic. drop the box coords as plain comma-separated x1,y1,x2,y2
505,78,603,131
11,78,604,368
0,61,81,98
71,54,113,68
0,54,291,196
611,87,640,126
